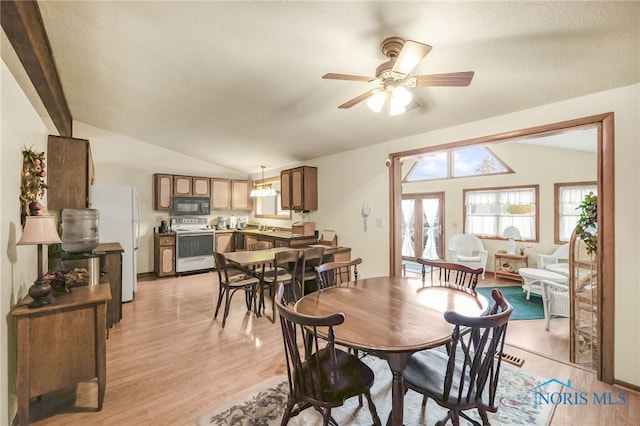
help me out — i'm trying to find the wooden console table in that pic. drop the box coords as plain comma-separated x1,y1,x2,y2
11,284,111,425
494,252,528,282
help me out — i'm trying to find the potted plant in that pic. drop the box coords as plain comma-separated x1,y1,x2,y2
575,192,597,255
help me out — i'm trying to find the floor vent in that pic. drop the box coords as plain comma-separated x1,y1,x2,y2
498,352,525,367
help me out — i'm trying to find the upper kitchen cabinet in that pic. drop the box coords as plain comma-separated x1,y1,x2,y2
47,135,94,210
211,178,231,210
173,175,210,197
172,175,192,196
192,177,210,197
281,166,317,212
153,174,173,211
231,180,253,211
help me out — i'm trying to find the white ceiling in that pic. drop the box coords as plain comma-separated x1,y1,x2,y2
4,1,639,174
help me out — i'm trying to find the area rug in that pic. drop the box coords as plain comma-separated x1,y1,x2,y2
477,286,544,321
195,354,559,425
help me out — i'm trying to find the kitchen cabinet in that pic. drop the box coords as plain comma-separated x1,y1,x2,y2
172,175,210,197
173,175,192,196
280,166,317,212
47,135,94,210
231,180,253,211
153,173,173,210
154,233,176,277
11,285,110,426
211,178,231,210
215,231,234,253
94,243,124,328
192,176,210,197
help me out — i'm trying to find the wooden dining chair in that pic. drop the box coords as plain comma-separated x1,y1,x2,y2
417,258,483,291
316,258,362,290
274,284,381,426
213,251,260,328
260,250,301,320
402,289,513,426
297,246,325,295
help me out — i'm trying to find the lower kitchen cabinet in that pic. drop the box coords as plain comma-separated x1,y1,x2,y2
215,231,234,253
154,233,176,277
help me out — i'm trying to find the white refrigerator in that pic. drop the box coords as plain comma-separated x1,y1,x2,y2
90,184,140,302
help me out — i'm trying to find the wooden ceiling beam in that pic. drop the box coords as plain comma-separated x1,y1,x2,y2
1,0,72,137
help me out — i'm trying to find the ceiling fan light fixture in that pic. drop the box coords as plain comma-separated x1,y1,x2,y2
366,90,386,113
389,86,413,115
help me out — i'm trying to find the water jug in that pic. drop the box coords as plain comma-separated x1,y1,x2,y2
61,209,100,253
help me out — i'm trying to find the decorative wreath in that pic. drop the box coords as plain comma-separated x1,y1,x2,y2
20,147,48,226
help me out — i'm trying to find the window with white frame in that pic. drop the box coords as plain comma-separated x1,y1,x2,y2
555,182,597,243
464,186,538,240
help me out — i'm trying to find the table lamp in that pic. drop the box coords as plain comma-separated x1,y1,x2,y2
17,215,61,308
503,226,521,255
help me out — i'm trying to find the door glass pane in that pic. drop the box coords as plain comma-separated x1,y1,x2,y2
422,198,440,259
401,199,415,257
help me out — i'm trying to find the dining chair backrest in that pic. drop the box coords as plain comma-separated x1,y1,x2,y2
402,288,513,425
263,249,302,304
249,240,273,251
274,284,380,425
316,258,363,290
298,246,325,294
417,258,483,290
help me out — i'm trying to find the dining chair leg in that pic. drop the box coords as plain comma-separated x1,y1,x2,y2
214,284,225,319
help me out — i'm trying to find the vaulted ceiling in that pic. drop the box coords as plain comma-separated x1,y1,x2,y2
3,1,639,174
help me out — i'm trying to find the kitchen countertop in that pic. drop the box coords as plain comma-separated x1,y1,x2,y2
237,229,315,240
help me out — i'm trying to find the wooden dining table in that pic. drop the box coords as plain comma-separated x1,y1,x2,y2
294,276,490,426
223,246,292,268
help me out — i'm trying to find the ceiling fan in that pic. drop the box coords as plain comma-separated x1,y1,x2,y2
323,37,474,115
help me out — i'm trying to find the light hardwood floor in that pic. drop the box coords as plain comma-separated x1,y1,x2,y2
26,272,639,425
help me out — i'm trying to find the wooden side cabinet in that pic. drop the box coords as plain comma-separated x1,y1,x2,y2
94,243,124,327
281,166,317,212
494,253,528,282
211,178,231,210
153,174,173,210
154,233,176,277
47,135,94,210
231,180,253,211
11,285,111,426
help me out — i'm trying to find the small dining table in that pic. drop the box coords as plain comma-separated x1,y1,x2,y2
294,276,490,426
223,246,292,268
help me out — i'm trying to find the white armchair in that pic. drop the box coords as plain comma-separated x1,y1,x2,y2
537,244,570,276
540,279,570,330
448,234,488,279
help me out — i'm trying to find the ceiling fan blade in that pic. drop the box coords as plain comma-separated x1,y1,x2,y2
322,73,374,83
414,71,475,87
338,90,377,109
391,40,432,76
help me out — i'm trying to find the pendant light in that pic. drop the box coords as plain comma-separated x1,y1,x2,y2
250,166,277,197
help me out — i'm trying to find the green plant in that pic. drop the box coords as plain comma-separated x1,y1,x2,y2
575,192,597,255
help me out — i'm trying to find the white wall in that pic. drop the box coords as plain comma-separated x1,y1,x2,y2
1,60,50,425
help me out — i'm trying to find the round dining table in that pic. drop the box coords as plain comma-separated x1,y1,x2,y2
294,276,490,426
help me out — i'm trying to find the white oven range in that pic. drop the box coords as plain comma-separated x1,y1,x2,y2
171,218,215,274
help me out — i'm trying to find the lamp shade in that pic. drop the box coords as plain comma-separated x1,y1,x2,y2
502,226,522,240
17,215,61,245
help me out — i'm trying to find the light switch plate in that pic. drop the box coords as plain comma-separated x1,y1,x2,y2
376,218,384,228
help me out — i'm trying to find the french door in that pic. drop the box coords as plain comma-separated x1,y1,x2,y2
401,193,445,262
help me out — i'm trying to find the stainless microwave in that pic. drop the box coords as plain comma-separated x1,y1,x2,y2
171,197,211,216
